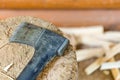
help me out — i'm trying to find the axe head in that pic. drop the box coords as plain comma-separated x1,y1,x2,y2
10,22,69,56
10,22,69,80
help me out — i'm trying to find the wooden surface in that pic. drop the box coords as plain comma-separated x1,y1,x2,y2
1,10,120,28
1,0,120,9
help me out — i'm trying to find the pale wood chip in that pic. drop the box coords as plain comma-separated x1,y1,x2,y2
85,57,105,75
91,31,120,43
76,48,104,62
101,60,120,70
84,40,112,75
80,36,114,47
101,45,120,80
93,35,120,43
105,43,120,60
109,58,120,80
60,26,104,35
105,31,120,38
85,44,120,75
4,63,13,72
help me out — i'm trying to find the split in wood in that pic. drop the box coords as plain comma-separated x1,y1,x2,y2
0,71,14,80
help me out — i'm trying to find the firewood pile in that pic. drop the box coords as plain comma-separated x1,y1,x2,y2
60,26,120,80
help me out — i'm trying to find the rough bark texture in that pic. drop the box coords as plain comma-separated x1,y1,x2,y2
0,16,77,80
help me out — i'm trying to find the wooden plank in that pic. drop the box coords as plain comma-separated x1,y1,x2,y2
1,0,120,9
1,10,120,28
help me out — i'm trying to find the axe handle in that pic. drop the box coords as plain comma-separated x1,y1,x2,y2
17,50,56,80
17,65,36,80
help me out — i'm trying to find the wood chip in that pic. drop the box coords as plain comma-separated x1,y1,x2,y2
105,31,120,38
4,63,13,72
97,44,120,80
60,26,104,35
85,44,120,75
105,43,120,60
100,60,120,70
76,48,104,62
80,36,114,47
92,31,120,42
109,58,120,80
85,57,105,75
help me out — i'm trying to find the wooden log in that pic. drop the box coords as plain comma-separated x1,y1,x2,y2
0,16,78,80
1,0,120,9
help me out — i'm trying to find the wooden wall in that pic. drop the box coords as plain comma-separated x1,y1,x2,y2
0,0,120,9
1,10,120,28
1,0,120,28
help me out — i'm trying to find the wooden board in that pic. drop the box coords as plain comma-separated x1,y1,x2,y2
1,10,120,28
1,0,120,9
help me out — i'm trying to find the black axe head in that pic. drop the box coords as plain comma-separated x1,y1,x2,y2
10,22,69,80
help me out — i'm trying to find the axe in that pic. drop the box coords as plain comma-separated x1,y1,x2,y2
9,22,69,80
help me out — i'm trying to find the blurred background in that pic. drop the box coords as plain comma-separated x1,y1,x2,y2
1,0,120,29
1,1,120,80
